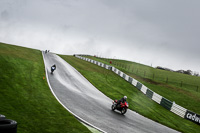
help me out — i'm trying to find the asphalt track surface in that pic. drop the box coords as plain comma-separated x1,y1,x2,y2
43,52,180,133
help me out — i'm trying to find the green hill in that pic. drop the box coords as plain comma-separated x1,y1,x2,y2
60,55,200,133
85,56,200,114
0,42,91,133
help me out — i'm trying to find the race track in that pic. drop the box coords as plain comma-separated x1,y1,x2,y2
43,52,179,133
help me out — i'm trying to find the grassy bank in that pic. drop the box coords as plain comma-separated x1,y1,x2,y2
85,56,200,114
0,43,91,133
60,55,200,133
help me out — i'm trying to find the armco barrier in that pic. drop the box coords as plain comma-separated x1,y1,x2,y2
125,75,129,81
128,77,133,84
136,82,142,90
171,103,187,118
132,78,138,86
115,69,119,74
160,98,173,110
152,92,162,104
120,72,123,78
75,55,200,125
123,73,126,79
146,89,153,99
118,71,121,76
141,85,147,94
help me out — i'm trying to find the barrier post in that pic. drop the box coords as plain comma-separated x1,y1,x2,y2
166,77,168,83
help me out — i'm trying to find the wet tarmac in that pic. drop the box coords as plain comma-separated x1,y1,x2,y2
43,52,180,133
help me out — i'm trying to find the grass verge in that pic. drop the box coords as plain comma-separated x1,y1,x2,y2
0,43,91,133
86,56,200,114
59,55,200,133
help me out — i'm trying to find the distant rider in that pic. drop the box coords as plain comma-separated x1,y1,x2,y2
51,64,56,73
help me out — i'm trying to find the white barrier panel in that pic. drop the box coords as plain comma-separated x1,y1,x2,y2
120,72,124,77
171,103,187,118
132,78,138,86
117,70,120,75
98,62,101,66
115,69,119,74
152,92,162,104
100,63,104,67
105,65,109,69
141,85,147,94
116,69,119,74
94,61,96,64
124,75,129,81
112,67,115,72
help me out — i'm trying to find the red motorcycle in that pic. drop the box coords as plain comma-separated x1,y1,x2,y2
111,100,129,115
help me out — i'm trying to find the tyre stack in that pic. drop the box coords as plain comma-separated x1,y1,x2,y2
0,114,17,133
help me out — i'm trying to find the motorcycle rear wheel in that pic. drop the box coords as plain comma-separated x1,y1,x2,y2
111,104,115,111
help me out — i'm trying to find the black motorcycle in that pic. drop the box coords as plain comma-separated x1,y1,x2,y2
51,65,56,74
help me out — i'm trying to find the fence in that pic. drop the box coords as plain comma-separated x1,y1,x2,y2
90,57,200,92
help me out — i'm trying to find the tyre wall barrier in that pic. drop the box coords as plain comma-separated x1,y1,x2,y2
0,115,6,120
0,119,17,133
75,55,200,125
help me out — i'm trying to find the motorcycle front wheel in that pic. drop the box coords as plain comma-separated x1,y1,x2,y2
121,108,127,115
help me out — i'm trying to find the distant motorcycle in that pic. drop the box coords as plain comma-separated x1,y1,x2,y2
51,64,56,74
111,100,129,115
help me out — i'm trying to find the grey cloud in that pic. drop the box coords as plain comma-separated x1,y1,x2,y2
0,0,199,72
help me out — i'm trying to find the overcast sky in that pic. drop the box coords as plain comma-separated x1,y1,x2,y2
0,0,200,73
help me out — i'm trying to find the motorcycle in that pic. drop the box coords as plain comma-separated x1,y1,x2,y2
111,100,129,115
51,66,56,74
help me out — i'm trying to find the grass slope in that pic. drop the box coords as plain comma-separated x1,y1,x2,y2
86,56,200,114
0,43,91,133
60,55,200,133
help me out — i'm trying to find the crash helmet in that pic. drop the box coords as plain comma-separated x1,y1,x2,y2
124,96,127,100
